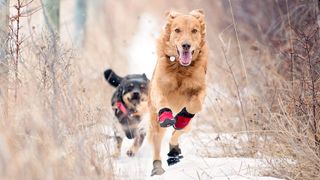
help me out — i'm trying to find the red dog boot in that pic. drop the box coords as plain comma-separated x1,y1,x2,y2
158,108,176,127
174,108,195,130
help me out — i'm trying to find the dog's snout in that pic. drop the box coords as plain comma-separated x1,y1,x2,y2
132,92,140,99
182,43,191,51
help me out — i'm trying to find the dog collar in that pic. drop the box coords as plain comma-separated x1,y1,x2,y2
169,56,176,61
116,101,128,115
166,55,176,62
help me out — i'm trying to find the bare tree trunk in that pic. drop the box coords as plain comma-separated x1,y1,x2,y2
43,0,60,34
317,0,320,31
75,0,87,48
0,0,9,121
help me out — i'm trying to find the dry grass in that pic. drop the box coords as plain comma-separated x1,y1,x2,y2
0,25,114,180
0,0,118,179
200,1,320,179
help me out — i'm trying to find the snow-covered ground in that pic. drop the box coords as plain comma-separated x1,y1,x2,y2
110,128,282,180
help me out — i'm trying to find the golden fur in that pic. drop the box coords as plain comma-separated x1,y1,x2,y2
148,9,208,173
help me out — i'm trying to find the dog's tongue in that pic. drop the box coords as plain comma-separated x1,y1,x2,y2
179,51,192,65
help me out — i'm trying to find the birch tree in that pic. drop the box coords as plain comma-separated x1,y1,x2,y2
43,0,60,34
0,0,9,120
74,0,87,48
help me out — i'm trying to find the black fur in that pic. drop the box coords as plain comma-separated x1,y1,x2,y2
104,68,149,156
110,73,149,120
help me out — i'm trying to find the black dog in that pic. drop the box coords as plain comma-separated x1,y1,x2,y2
104,69,149,157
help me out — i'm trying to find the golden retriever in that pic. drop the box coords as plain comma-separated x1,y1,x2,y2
148,9,208,176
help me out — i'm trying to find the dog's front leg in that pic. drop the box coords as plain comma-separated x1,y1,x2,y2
148,109,167,176
185,90,206,114
150,127,166,176
127,128,146,157
170,91,205,131
155,96,176,128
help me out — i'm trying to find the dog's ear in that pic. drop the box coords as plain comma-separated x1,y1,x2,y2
163,10,180,43
142,73,150,83
189,9,205,19
104,69,123,87
190,9,206,46
142,73,148,80
165,10,180,19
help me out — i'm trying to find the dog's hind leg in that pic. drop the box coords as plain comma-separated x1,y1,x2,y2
169,124,191,146
111,120,124,158
167,124,191,165
149,111,166,176
127,128,146,157
112,136,123,158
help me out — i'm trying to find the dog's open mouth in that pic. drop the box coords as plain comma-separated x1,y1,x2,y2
130,96,140,105
177,49,194,66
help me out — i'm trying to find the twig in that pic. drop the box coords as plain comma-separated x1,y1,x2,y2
11,0,22,100
228,0,248,86
221,46,248,132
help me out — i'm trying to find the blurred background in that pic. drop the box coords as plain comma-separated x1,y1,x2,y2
0,0,319,179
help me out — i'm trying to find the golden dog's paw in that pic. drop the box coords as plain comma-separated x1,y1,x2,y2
151,160,165,176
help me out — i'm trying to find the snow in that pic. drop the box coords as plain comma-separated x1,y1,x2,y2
110,127,282,180
127,13,159,79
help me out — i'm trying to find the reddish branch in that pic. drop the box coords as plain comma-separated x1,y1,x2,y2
10,0,35,100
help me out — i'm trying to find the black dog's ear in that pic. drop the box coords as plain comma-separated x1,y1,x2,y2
142,73,147,79
104,69,123,87
142,73,149,80
142,73,150,83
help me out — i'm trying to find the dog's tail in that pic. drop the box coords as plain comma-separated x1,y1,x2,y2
104,69,123,87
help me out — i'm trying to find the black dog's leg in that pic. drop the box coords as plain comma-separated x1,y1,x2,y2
127,128,146,157
112,136,123,158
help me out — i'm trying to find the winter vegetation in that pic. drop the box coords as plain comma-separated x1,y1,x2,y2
0,0,319,179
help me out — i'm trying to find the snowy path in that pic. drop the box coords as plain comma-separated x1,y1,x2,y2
111,128,282,180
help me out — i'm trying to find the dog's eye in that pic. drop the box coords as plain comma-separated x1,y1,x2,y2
175,28,181,33
127,83,134,90
192,29,198,34
140,84,146,89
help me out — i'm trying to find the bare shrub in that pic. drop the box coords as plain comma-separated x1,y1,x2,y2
0,1,114,179
208,0,320,179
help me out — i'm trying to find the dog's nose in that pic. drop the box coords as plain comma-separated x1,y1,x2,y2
182,43,191,51
132,92,140,99
132,92,140,100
